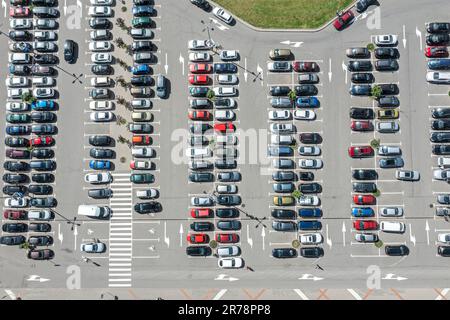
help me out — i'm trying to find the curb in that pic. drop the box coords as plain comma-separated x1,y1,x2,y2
208,0,357,33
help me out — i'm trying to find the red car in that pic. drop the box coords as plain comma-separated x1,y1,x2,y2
3,210,27,220
9,7,30,17
351,120,373,132
215,233,239,243
132,135,152,145
190,208,213,219
186,233,209,244
353,220,378,231
188,74,209,85
353,195,376,205
30,136,53,147
425,46,448,58
333,10,354,31
214,122,235,134
188,110,210,120
292,61,319,73
348,146,374,158
189,63,212,74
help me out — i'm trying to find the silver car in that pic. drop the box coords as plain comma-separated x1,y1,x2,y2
379,207,404,217
190,196,214,207
217,246,240,257
355,233,378,243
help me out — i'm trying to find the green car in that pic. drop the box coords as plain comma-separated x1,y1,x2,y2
6,113,30,123
132,17,152,28
130,173,154,184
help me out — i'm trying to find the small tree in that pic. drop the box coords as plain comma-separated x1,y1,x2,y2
116,96,126,105
121,6,127,12
367,43,375,52
206,89,215,101
20,243,32,250
209,240,218,249
292,239,300,249
288,90,296,101
371,85,382,99
373,189,381,197
291,190,302,199
22,92,36,104
118,135,127,144
370,138,380,149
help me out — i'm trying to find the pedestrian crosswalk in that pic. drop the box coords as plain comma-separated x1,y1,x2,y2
108,172,133,288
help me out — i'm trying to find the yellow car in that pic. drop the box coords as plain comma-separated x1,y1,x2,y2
273,196,294,206
269,49,292,60
377,109,399,119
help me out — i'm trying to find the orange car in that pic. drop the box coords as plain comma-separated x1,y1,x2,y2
132,135,152,145
189,63,212,74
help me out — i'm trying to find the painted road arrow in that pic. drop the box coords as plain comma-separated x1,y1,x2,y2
164,53,168,74
342,222,346,247
179,53,185,75
382,273,408,281
402,25,407,48
179,224,184,247
298,274,324,281
416,26,422,50
27,275,50,283
215,274,239,282
261,226,266,251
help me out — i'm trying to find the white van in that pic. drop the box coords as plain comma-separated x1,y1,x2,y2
380,221,406,233
9,53,31,64
438,157,450,169
77,205,110,219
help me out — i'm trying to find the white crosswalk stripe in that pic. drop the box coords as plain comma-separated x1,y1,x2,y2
108,172,133,288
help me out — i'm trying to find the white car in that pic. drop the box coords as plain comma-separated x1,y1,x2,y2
10,19,32,29
6,77,29,88
90,29,111,40
6,102,29,112
131,147,155,158
298,146,321,156
438,157,450,168
213,87,236,97
299,159,323,169
375,34,398,46
32,77,55,87
34,19,57,29
136,188,159,199
90,77,111,87
89,41,112,52
190,197,214,207
8,88,30,99
270,135,293,145
269,110,290,120
215,110,235,121
33,88,54,98
379,207,403,217
217,246,240,257
212,7,233,24
216,184,238,194
188,39,213,50
426,71,450,84
218,257,243,269
395,170,420,181
293,110,316,120
28,209,52,220
90,0,113,5
84,172,112,184
216,135,237,145
89,101,114,110
189,52,210,62
380,221,406,233
34,31,57,41
131,99,152,109
300,233,323,245
378,145,401,156
219,50,238,61
90,111,114,122
433,169,450,180
269,123,294,133
88,6,112,17
131,160,153,170
91,53,112,64
4,198,28,208
298,195,320,206
80,242,106,253
185,147,212,158
438,233,450,244
215,98,236,109
216,74,238,84
33,41,57,52
355,233,378,243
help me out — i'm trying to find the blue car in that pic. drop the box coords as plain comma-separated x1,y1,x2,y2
6,125,30,135
298,208,322,218
295,97,320,108
298,220,322,231
214,63,238,74
132,5,154,16
89,160,112,170
268,146,293,157
132,64,151,75
428,59,450,70
351,207,374,217
31,100,55,111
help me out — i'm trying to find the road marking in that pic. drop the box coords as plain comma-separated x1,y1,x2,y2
212,289,227,300
415,26,422,51
179,224,183,247
425,220,430,245
246,224,253,248
402,25,407,48
347,289,362,300
164,52,168,74
179,53,185,76
328,58,332,82
214,274,239,282
298,274,323,281
293,289,309,300
280,40,303,48
27,275,50,282
435,288,449,300
4,289,16,300
342,222,346,247
382,273,408,281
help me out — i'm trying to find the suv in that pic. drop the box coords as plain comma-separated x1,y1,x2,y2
156,74,167,98
64,40,75,63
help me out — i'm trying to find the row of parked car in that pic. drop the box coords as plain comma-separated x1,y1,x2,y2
1,0,62,261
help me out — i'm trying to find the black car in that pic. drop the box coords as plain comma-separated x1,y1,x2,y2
4,161,29,172
0,235,26,245
299,133,322,144
432,108,450,119
9,30,32,41
300,247,324,258
92,65,113,75
374,47,399,59
190,222,214,232
349,84,372,96
214,63,238,74
352,182,377,193
3,173,28,184
131,76,153,86
31,124,56,135
272,248,297,258
88,188,112,199
32,0,57,5
375,59,399,71
426,34,450,46
30,160,56,171
269,86,290,96
438,246,450,257
385,245,409,256
351,73,374,83
432,144,450,155
28,235,53,246
217,220,241,231
299,183,322,194
272,171,296,182
215,208,239,218
3,185,27,196
89,135,113,146
31,197,56,208
5,137,29,147
349,107,374,119
217,195,241,206
9,65,31,76
299,171,314,181
347,60,372,72
186,245,212,257
214,98,234,108
134,201,162,214
189,172,214,183
271,209,296,220
215,159,237,169
31,148,54,159
90,148,114,159
34,54,58,65
272,221,296,232
28,184,53,195
32,173,54,183
294,85,318,96
131,41,152,52
432,120,450,130
427,22,450,34
346,47,370,59
31,111,56,123
352,169,378,180
356,0,377,13
2,223,27,233
89,18,111,29
378,83,399,95
377,96,400,108
28,223,51,232
431,132,450,143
